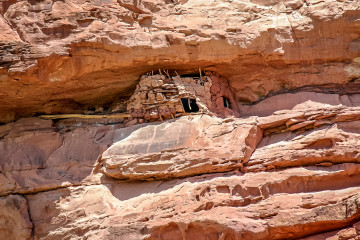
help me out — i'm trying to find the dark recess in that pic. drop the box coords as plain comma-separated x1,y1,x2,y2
222,96,231,108
181,98,199,113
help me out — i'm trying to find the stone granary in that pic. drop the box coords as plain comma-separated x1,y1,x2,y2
127,72,239,122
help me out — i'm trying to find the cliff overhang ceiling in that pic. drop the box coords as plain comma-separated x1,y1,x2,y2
1,0,360,122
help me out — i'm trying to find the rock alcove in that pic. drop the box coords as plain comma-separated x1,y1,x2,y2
1,0,360,239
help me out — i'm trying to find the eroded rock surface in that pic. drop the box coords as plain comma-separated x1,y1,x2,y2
101,115,260,180
25,164,360,240
1,96,360,239
0,195,32,240
1,0,360,122
1,0,360,239
0,117,117,195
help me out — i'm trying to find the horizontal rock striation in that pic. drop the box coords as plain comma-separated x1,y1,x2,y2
24,164,360,240
1,94,360,239
1,0,360,122
1,0,360,239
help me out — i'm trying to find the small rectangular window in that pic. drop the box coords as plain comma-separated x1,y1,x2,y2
181,98,199,113
222,96,231,108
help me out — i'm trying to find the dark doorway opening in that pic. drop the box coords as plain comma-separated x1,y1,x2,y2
222,96,231,108
181,98,199,113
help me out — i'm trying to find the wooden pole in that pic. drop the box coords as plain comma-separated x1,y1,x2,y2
165,69,171,79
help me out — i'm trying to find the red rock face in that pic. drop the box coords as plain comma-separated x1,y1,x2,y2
1,0,360,239
1,0,360,122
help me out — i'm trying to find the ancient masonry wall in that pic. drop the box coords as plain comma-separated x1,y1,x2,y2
126,72,239,123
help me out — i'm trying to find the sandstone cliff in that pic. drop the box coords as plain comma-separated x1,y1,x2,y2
1,0,360,239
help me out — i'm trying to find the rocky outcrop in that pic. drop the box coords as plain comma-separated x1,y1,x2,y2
101,115,260,180
1,95,360,239
0,117,116,196
1,0,360,239
303,222,360,240
0,195,32,240
24,163,360,240
1,0,360,122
